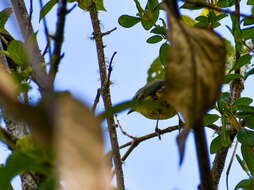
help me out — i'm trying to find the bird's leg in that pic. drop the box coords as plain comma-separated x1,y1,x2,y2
155,113,161,140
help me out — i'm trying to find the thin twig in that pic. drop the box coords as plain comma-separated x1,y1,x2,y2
107,51,117,87
92,88,101,113
49,0,68,85
226,141,238,190
102,27,117,36
120,125,179,149
115,114,135,140
122,140,140,161
29,0,33,28
39,0,52,60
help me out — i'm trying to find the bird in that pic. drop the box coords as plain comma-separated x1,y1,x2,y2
128,79,176,138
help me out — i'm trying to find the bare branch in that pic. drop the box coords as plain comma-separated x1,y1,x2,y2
115,114,136,140
88,2,125,189
107,51,117,87
102,27,117,37
49,0,68,85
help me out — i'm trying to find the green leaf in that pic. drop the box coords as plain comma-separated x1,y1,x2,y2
203,114,220,126
242,27,254,40
1,40,29,68
246,115,254,129
146,35,162,44
217,92,230,113
243,17,254,26
141,0,159,30
233,97,253,106
134,0,143,16
217,0,235,8
39,0,57,22
236,154,250,176
237,105,254,113
147,57,165,83
181,0,206,10
235,178,254,190
151,26,166,35
95,0,106,11
181,15,196,26
245,68,254,79
248,0,254,5
118,15,140,28
159,42,169,66
224,74,244,84
230,54,252,72
222,116,231,146
242,145,254,176
210,135,224,154
238,128,254,146
0,8,12,30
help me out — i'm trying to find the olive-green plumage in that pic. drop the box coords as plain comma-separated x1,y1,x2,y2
128,79,176,120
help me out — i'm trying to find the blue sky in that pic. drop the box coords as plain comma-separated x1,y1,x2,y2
0,0,254,189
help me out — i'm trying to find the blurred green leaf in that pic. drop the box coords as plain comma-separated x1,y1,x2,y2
203,114,220,126
238,128,254,146
1,40,29,68
151,26,166,36
0,8,12,30
146,35,162,44
217,0,235,8
233,97,253,106
248,0,254,5
39,0,57,22
242,145,254,176
224,74,244,84
230,54,252,72
242,27,254,40
181,0,206,10
118,15,140,28
235,178,254,190
245,68,254,79
217,92,230,113
246,116,254,129
181,15,196,26
159,42,169,66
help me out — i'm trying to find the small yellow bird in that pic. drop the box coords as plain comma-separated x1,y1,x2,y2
128,79,176,138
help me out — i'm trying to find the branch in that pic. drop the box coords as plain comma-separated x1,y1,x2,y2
10,0,52,95
92,88,101,113
211,0,244,187
88,3,125,189
49,0,68,85
120,125,179,161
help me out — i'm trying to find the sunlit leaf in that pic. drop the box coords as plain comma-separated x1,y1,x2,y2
181,15,196,26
